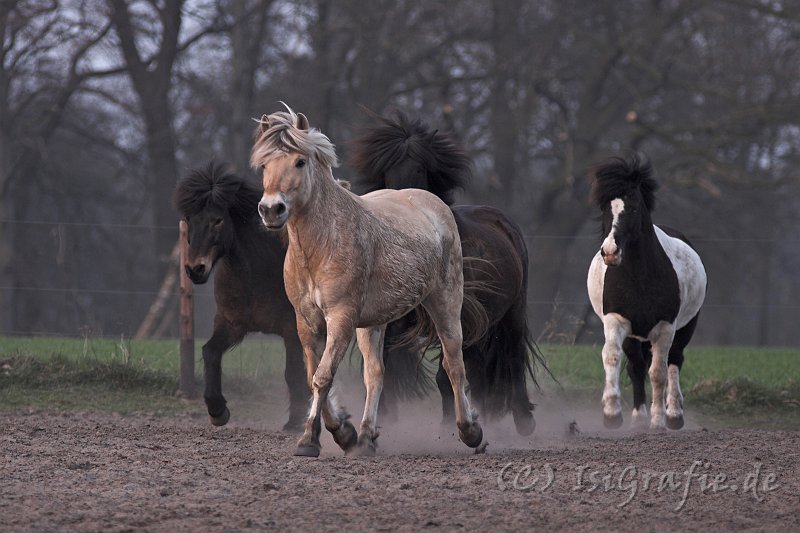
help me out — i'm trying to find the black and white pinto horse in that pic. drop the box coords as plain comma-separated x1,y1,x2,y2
587,155,706,430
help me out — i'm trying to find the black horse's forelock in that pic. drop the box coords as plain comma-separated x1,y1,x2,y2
351,110,472,205
173,161,262,221
591,153,659,212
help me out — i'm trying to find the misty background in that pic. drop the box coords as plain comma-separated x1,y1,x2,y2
1,0,798,346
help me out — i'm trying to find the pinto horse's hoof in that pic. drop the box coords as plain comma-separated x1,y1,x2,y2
294,445,321,457
332,420,359,453
603,412,623,429
666,415,685,430
458,421,483,448
513,410,536,437
209,407,231,427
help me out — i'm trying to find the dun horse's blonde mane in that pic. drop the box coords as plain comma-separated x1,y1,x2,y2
250,105,339,170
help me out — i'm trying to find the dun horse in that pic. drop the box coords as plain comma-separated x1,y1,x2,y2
587,155,706,430
251,106,485,456
351,111,544,435
174,163,422,431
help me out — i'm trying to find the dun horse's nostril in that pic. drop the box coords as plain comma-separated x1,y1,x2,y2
258,203,268,219
275,203,286,216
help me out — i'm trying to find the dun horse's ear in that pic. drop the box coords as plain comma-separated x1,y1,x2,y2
296,113,309,131
259,114,271,133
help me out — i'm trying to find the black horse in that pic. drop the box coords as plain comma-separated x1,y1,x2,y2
174,162,422,430
587,155,706,430
351,111,545,435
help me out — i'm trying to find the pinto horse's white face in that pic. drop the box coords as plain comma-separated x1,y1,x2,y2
599,190,645,267
258,152,313,231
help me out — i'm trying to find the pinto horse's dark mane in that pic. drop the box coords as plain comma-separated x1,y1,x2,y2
590,153,659,213
173,161,262,222
350,111,472,205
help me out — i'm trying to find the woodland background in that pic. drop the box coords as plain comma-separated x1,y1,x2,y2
1,0,798,345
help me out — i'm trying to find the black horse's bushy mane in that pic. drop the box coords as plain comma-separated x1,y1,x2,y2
350,110,472,205
591,153,659,212
173,161,262,221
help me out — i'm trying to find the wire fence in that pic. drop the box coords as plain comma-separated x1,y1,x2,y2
1,218,798,345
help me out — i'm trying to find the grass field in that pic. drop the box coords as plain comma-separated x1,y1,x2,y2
1,335,798,429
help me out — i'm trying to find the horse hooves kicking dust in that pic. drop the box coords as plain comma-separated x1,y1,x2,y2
209,407,230,427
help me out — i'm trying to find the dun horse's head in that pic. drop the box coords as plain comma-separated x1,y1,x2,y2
591,154,657,267
250,106,339,231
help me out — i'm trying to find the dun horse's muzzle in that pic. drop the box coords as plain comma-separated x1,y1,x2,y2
258,200,288,230
185,263,210,284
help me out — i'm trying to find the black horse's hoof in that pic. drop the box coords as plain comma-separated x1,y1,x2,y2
294,445,321,457
282,418,305,433
332,420,358,452
458,422,483,448
603,412,623,429
513,411,536,437
209,407,230,427
666,415,685,430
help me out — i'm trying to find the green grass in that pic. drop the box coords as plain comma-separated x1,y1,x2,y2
1,336,798,429
540,344,800,429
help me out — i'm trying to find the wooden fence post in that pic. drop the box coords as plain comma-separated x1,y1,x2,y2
178,220,196,397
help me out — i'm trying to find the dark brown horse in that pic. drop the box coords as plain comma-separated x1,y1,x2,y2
174,162,424,431
351,111,546,436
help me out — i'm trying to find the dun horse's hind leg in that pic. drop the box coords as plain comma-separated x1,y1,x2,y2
648,321,676,430
601,314,629,429
423,294,483,449
665,314,698,430
282,333,308,432
353,325,387,455
295,319,357,457
435,360,456,425
624,338,649,428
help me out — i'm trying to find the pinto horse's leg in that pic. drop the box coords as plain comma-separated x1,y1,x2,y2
353,325,387,456
665,314,698,430
624,338,649,429
282,332,308,433
648,321,676,431
601,314,630,429
202,323,242,426
295,316,357,457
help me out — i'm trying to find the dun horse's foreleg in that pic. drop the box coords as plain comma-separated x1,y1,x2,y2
601,314,629,429
353,326,386,456
282,333,309,432
202,325,241,426
295,317,357,457
648,321,675,430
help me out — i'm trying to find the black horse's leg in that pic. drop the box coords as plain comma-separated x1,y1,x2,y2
203,325,240,426
282,332,309,432
665,314,698,430
435,355,456,426
624,338,648,428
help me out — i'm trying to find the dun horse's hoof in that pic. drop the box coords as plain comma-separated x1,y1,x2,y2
458,422,483,448
603,412,623,429
332,420,358,452
209,407,231,427
349,435,377,457
666,415,684,430
294,445,321,457
513,411,536,436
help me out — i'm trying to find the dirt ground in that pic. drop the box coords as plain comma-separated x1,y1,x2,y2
2,386,799,532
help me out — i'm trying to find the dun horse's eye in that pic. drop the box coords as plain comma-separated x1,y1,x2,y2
295,158,306,169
